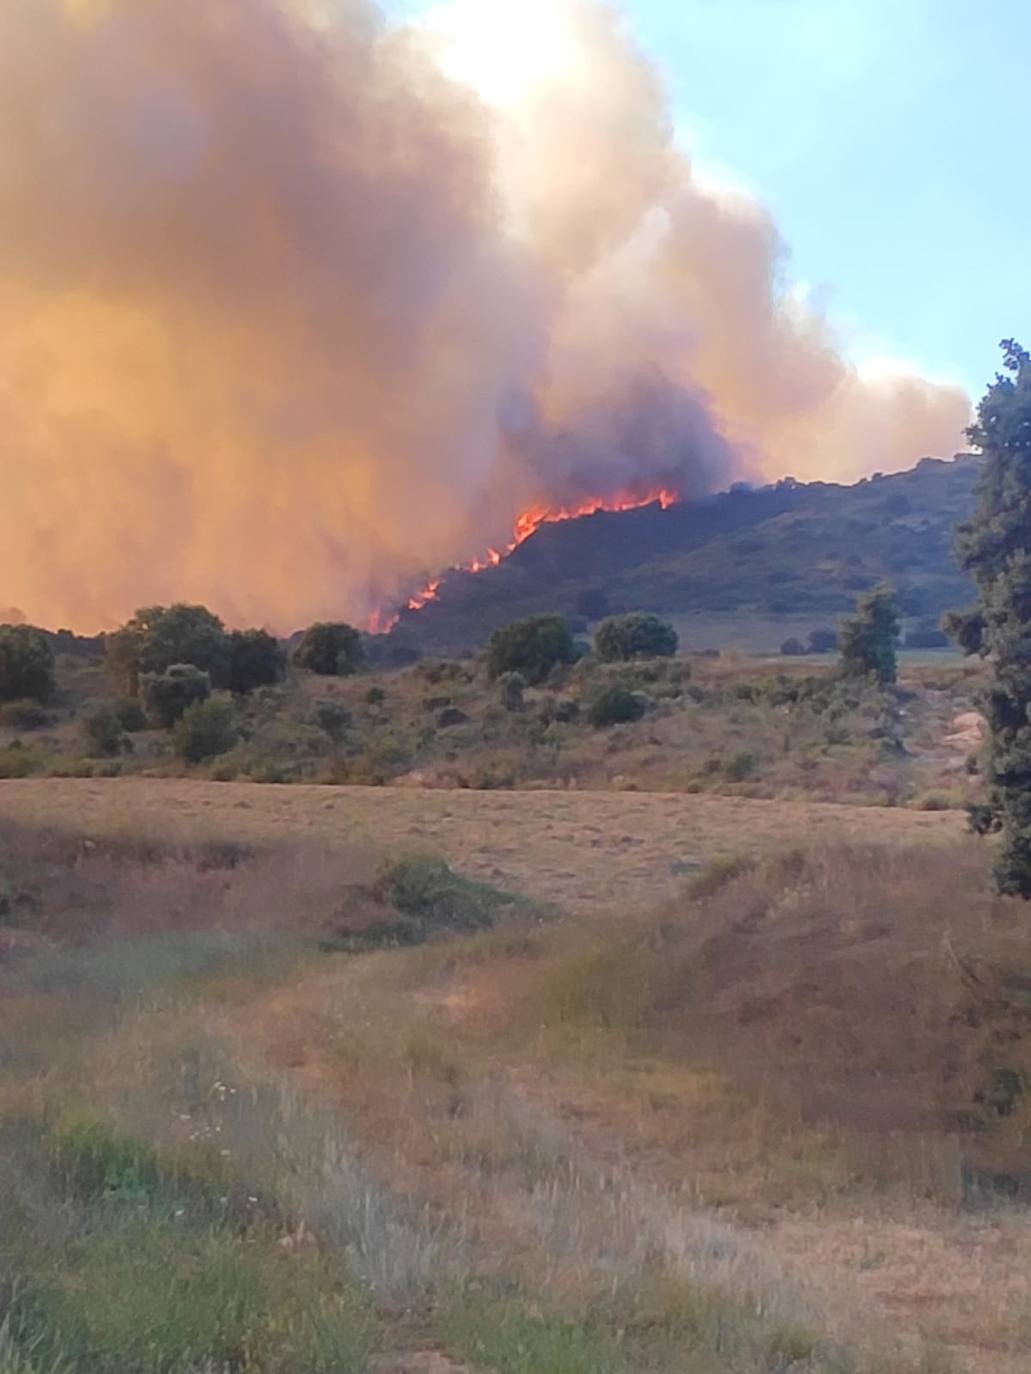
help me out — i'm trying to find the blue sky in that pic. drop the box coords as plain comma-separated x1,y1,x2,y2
388,0,1030,399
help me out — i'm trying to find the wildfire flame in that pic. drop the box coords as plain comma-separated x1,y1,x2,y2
370,487,680,632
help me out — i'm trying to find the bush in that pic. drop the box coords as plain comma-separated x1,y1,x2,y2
594,613,678,662
107,604,230,694
80,704,132,758
113,698,148,732
780,637,806,656
312,699,352,743
839,585,900,685
486,615,575,685
498,671,526,712
0,745,35,779
295,622,364,677
0,625,55,703
807,627,838,654
724,749,759,781
0,700,51,730
172,697,238,764
141,663,212,728
228,628,285,694
372,855,525,942
587,686,647,728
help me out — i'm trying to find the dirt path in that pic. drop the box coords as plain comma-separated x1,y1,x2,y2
0,778,963,915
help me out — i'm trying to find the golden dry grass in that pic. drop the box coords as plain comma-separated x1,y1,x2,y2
0,777,963,916
200,838,1031,1374
3,780,1028,1371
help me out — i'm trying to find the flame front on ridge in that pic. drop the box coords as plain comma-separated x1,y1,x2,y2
370,487,680,633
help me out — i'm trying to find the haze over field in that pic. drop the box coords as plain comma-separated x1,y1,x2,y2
0,0,970,632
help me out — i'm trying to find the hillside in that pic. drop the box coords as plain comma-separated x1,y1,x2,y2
390,455,980,654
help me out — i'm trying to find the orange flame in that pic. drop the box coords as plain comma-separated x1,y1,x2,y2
369,487,680,632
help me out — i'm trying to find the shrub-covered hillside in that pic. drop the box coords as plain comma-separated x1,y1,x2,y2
0,602,987,811
389,456,979,654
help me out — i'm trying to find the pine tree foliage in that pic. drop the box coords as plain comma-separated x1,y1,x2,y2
948,340,1031,896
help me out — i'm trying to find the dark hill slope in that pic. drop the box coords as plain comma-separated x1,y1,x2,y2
391,456,979,654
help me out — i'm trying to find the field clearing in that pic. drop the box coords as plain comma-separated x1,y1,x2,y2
0,777,963,914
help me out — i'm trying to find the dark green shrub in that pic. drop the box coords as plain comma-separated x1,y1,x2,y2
0,745,34,779
371,856,526,942
365,685,386,706
49,1115,162,1203
807,627,838,653
81,704,132,758
486,615,575,685
50,627,105,660
587,686,647,728
725,750,759,781
594,613,678,662
498,671,526,712
107,604,230,694
312,699,352,743
295,622,364,676
141,663,212,727
0,625,55,703
0,700,51,730
780,637,806,656
172,697,238,764
114,697,148,732
228,628,285,694
948,341,1031,895
437,706,470,728
839,585,900,684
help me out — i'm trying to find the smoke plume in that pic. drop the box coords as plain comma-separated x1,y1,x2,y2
0,0,970,631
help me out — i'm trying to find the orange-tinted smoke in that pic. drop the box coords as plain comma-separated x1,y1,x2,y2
0,0,969,633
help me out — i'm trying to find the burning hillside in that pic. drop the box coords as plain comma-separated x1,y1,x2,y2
371,486,680,631
377,458,980,657
0,0,969,633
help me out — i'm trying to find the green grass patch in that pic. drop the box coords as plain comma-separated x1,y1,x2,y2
442,1291,628,1374
0,1116,378,1374
11,1219,376,1374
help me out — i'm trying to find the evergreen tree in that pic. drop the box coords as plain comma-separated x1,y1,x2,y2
594,613,678,662
485,615,575,685
295,622,364,677
107,604,230,694
838,585,900,685
946,340,1031,896
0,625,55,703
228,629,285,694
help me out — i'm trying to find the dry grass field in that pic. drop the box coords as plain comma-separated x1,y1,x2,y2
0,777,964,914
2,777,1027,1374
